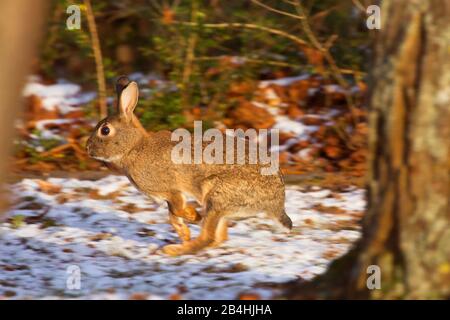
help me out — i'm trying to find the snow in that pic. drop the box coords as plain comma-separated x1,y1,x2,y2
128,72,163,86
259,74,310,88
254,75,350,155
0,175,365,300
31,119,80,141
323,84,347,94
273,115,319,139
23,77,96,114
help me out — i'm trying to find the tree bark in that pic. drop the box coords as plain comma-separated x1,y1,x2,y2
0,1,48,220
286,0,449,299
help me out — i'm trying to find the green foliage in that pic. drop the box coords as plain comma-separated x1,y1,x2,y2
137,89,185,131
41,218,59,229
10,215,25,229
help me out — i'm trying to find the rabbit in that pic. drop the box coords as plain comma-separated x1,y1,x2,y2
86,76,292,256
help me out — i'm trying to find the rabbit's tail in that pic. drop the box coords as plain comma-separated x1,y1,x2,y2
277,210,293,230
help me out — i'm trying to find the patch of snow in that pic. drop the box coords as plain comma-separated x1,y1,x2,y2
34,119,77,130
273,115,319,139
323,84,346,94
229,56,246,65
128,72,163,85
262,88,280,101
350,85,361,94
296,147,314,160
30,119,79,141
23,78,96,114
259,74,310,88
0,175,365,299
308,88,319,96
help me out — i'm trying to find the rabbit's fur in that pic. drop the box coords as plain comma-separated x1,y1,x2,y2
86,76,292,256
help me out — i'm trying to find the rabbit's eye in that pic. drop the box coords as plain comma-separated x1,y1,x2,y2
101,126,110,136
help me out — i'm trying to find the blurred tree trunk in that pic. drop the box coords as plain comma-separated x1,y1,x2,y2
287,0,449,299
0,1,48,220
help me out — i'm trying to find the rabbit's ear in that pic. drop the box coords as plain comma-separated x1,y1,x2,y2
116,76,130,96
119,81,139,121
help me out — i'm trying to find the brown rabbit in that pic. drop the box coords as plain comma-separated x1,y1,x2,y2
86,76,292,256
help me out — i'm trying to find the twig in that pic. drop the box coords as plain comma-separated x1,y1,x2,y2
351,0,366,12
194,57,366,77
331,123,357,151
146,0,164,16
15,143,73,165
250,0,304,20
282,0,298,6
172,20,308,47
15,141,87,165
39,143,73,158
324,34,339,51
84,0,108,119
67,138,88,160
195,56,300,68
309,4,341,23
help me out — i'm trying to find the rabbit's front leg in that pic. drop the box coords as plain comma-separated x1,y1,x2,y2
162,211,223,256
168,213,191,242
167,192,202,222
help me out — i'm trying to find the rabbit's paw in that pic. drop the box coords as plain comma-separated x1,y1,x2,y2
207,241,223,248
177,206,202,222
162,244,187,256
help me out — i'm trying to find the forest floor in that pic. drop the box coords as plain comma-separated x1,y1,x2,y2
0,174,364,299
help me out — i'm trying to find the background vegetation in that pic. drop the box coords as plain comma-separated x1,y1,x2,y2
37,0,369,129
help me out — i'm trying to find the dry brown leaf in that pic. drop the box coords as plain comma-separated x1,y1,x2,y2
37,180,62,194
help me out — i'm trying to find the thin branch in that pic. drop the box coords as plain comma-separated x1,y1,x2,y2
145,0,164,15
250,0,304,20
324,34,338,51
195,56,365,77
195,56,300,68
84,0,107,119
310,4,342,23
351,0,366,12
282,0,297,6
170,0,181,10
172,20,308,47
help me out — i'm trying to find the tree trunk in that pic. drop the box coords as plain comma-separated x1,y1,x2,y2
0,1,48,219
286,0,449,299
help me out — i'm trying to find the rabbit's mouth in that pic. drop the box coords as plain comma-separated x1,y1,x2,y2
91,154,123,163
85,142,101,160
85,143,97,159
86,144,123,163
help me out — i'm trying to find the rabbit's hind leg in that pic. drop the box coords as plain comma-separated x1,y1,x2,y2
209,218,228,248
162,211,223,256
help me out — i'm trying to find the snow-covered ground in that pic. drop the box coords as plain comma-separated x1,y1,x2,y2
0,175,364,300
23,76,96,115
